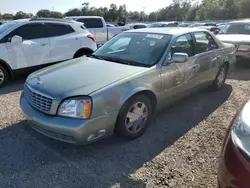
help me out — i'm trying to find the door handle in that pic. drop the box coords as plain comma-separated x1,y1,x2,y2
75,37,79,40
41,43,47,46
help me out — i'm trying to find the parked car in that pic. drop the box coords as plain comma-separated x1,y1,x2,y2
196,26,220,35
150,21,179,28
106,23,115,27
190,22,217,27
217,20,250,62
20,28,236,145
64,16,130,45
132,23,148,29
0,18,97,87
218,99,250,188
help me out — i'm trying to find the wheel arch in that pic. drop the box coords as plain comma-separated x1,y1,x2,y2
0,59,13,78
73,47,94,58
119,88,158,115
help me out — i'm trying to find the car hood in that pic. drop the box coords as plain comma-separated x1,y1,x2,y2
26,57,147,99
217,34,250,44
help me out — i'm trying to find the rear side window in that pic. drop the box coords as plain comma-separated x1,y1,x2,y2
76,18,103,28
193,32,210,54
193,32,218,54
16,23,46,40
45,23,74,37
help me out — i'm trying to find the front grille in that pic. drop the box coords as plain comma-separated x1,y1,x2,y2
24,84,53,114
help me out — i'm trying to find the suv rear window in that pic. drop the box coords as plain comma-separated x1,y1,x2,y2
45,23,74,37
76,18,103,28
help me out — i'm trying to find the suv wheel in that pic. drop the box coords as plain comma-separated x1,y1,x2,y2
0,64,9,88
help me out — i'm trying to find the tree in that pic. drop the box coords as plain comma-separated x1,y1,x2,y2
2,13,13,20
50,11,63,18
65,8,81,16
108,4,118,21
0,13,2,20
36,9,51,18
13,11,33,20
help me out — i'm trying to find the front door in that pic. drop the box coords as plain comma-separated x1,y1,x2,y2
6,23,50,70
161,33,198,99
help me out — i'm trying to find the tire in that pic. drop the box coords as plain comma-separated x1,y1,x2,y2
211,64,228,91
0,64,9,88
74,50,92,58
115,95,153,140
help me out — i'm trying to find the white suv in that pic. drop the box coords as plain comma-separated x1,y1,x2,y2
0,18,97,87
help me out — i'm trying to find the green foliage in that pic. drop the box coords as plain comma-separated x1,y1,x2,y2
13,11,33,20
2,0,250,22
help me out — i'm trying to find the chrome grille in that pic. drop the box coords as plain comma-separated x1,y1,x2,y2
24,84,53,114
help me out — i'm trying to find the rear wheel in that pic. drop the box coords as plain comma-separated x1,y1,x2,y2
74,50,93,58
211,64,228,91
0,64,9,88
115,95,153,140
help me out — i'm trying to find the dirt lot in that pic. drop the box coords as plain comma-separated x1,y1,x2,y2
0,65,249,188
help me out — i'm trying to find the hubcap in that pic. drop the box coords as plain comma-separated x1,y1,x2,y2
0,69,4,85
217,68,225,86
125,102,148,134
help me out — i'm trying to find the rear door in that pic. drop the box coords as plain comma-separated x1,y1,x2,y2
5,23,50,69
45,23,78,62
191,31,220,86
76,18,106,45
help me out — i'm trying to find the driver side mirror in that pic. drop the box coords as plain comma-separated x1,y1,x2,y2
170,53,189,64
11,35,23,44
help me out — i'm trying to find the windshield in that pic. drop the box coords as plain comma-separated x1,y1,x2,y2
0,21,19,34
93,32,172,67
219,22,250,34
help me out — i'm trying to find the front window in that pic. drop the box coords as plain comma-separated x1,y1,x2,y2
93,32,172,67
219,22,250,34
0,21,19,34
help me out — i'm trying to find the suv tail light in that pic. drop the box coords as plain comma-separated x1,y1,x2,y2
87,34,96,43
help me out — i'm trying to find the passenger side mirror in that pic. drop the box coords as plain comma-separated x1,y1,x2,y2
170,53,189,64
11,35,22,44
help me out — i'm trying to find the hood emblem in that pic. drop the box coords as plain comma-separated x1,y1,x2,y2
37,76,43,85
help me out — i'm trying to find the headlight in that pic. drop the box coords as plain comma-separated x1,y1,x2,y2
237,45,250,51
58,97,92,119
231,101,250,156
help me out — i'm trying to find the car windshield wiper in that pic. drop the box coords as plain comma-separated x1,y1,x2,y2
100,57,149,67
87,54,104,60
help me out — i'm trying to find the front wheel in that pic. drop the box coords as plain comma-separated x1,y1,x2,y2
211,64,228,91
0,64,9,88
115,95,153,140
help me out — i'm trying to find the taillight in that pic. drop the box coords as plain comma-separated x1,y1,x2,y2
87,34,96,43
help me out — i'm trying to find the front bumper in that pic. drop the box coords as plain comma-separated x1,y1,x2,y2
20,93,117,145
218,134,250,188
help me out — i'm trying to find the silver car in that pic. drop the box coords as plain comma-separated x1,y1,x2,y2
20,28,236,145
217,20,250,61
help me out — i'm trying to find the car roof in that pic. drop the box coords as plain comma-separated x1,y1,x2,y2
65,16,102,19
229,19,250,24
126,27,207,36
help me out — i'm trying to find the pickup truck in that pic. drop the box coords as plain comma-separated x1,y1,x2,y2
64,16,129,45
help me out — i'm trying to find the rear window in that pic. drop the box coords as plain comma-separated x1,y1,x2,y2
76,18,103,28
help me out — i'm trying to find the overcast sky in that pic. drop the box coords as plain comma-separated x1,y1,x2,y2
0,0,172,14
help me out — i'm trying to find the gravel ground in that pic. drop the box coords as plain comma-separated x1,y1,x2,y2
0,65,249,188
